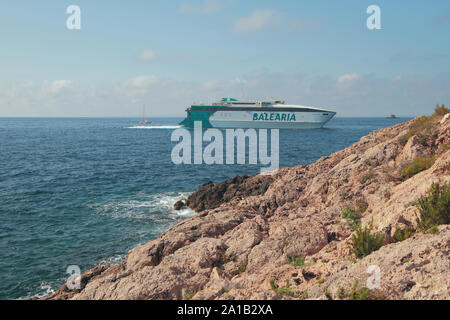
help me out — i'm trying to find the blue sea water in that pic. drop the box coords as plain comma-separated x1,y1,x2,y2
0,117,409,299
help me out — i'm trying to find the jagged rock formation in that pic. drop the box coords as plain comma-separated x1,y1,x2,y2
184,175,274,212
46,114,450,300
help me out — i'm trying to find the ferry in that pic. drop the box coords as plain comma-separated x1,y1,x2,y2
179,98,336,129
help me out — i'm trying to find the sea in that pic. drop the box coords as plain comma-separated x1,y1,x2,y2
0,117,408,299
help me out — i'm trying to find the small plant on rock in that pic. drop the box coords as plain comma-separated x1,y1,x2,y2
355,199,369,213
350,224,386,259
434,104,449,116
392,226,415,242
342,199,369,230
325,288,333,300
342,207,362,230
397,106,445,147
415,182,450,233
286,256,306,267
401,155,437,180
360,172,376,184
186,286,202,300
299,290,308,300
348,281,385,300
269,278,295,297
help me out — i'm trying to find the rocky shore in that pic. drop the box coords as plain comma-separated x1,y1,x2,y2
46,112,449,300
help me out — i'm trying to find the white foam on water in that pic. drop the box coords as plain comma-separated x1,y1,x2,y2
89,191,195,220
18,282,56,300
23,193,195,300
124,125,181,129
98,253,127,266
176,207,196,217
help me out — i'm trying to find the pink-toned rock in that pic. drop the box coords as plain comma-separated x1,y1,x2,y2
46,113,450,300
307,225,450,300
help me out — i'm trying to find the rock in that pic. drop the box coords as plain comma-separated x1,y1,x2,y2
173,199,186,210
43,264,110,300
186,175,274,212
45,114,450,300
307,226,450,300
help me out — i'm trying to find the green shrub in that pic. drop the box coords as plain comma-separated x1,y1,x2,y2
399,135,410,147
335,281,385,300
360,172,376,184
392,226,415,242
347,281,385,300
342,201,368,230
238,264,247,273
269,278,295,297
186,286,201,300
299,291,308,300
401,257,411,264
401,155,437,180
350,224,386,259
338,288,346,299
355,199,369,213
415,182,450,233
434,104,449,116
398,112,441,147
286,256,306,267
325,288,333,300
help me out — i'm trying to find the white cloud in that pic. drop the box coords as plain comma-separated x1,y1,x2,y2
179,0,222,14
338,74,360,84
124,75,159,89
232,10,313,35
233,9,276,34
1,72,449,117
137,50,157,63
202,80,221,90
44,80,73,95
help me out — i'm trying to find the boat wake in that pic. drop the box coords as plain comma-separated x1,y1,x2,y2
124,125,181,129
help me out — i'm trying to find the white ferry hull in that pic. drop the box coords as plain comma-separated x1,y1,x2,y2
179,99,337,129
209,111,336,129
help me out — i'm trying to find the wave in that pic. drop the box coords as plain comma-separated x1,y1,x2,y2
17,282,56,300
88,191,195,220
124,125,182,129
97,253,127,265
17,252,126,300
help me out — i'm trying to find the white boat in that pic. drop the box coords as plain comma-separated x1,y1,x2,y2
179,98,336,129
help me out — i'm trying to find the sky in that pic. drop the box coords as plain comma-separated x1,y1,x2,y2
0,0,449,117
